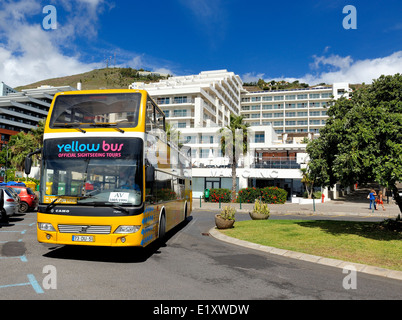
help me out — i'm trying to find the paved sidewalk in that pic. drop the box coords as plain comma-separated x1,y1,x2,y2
193,198,401,218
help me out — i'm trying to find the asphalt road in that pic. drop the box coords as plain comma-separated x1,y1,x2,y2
0,209,401,301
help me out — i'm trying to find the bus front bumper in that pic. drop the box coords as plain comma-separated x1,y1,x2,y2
37,212,158,247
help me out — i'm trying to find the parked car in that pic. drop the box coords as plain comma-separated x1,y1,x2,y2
7,183,38,213
0,187,19,222
5,187,22,212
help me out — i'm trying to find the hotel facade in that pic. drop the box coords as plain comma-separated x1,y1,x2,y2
132,70,351,199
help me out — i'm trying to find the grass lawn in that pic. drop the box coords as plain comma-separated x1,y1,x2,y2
220,220,402,271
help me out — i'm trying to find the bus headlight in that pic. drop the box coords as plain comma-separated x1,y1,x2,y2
114,225,140,234
38,223,56,232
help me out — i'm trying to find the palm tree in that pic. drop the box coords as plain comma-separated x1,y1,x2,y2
219,114,250,201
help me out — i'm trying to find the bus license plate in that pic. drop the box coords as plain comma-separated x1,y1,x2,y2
72,235,94,242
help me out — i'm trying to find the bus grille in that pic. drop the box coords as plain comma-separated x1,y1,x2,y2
58,225,111,234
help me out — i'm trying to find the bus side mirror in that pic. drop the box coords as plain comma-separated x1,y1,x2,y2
25,148,42,175
146,165,155,183
25,157,32,175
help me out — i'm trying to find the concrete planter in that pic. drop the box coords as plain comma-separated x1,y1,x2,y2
215,214,235,229
249,211,270,220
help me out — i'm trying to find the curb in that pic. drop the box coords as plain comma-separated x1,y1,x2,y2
208,227,402,281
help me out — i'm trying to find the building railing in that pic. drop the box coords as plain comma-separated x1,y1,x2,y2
252,157,301,169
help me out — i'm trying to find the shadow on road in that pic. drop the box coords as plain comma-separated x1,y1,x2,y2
42,217,192,263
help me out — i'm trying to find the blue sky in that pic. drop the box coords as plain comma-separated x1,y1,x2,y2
1,0,401,87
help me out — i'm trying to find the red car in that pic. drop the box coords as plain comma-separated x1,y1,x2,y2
8,185,38,213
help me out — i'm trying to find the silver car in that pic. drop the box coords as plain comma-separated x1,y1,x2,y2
0,187,19,222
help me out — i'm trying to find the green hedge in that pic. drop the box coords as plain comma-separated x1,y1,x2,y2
237,187,287,204
205,188,232,203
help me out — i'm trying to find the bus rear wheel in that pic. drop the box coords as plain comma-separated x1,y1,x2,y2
159,212,166,241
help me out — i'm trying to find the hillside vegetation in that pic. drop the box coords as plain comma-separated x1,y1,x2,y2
15,68,169,91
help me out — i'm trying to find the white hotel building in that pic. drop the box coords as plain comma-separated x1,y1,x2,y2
134,70,351,199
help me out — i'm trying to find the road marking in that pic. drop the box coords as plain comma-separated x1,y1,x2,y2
0,255,27,262
27,274,44,294
0,275,44,294
0,230,27,234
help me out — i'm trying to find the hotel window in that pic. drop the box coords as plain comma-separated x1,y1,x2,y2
157,97,170,105
173,109,187,117
273,104,283,109
285,112,296,117
174,96,188,104
241,97,250,102
254,132,265,143
262,96,272,101
286,103,296,109
251,113,260,118
285,121,296,126
285,95,296,100
262,104,272,110
200,149,210,158
297,94,308,99
321,111,327,116
262,121,271,126
251,105,260,110
274,113,283,118
321,93,332,98
310,102,320,107
297,103,307,108
251,97,261,102
309,93,320,99
178,122,186,128
262,113,272,118
164,110,170,117
242,106,250,111
310,111,320,116
297,112,308,117
310,120,320,125
274,95,284,101
201,135,214,144
274,121,283,126
297,120,308,125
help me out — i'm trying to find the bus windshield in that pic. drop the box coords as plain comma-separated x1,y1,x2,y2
41,137,143,208
49,92,142,128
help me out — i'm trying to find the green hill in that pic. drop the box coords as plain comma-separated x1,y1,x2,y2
15,68,169,91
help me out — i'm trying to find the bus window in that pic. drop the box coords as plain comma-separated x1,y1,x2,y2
155,107,165,131
146,99,155,132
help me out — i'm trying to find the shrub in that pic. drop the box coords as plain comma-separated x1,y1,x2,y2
206,188,231,203
260,187,287,204
219,206,236,220
252,199,270,216
237,186,287,204
236,187,261,203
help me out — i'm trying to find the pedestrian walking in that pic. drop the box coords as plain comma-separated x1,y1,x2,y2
377,191,385,211
368,189,377,210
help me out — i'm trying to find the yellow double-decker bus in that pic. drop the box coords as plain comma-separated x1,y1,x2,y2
25,89,192,247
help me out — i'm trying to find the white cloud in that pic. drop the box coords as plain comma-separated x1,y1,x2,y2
303,51,402,84
0,0,104,87
245,51,402,86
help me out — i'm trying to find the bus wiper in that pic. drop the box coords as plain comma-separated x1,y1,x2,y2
45,195,74,212
112,205,129,214
89,123,125,133
53,123,86,133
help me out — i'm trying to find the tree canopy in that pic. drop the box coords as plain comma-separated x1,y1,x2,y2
306,74,402,213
